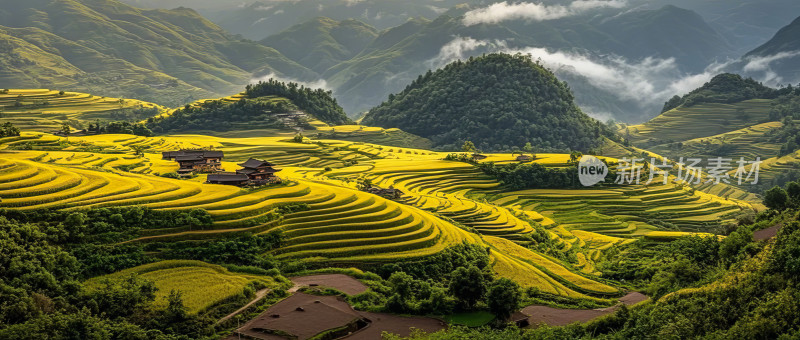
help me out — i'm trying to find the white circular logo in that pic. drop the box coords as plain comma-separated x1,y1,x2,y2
578,155,608,187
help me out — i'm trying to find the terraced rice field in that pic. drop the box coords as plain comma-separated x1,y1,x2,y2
0,89,164,131
84,260,279,314
623,100,773,147
0,131,758,300
648,121,784,160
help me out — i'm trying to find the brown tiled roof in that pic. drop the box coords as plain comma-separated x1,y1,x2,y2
238,158,274,168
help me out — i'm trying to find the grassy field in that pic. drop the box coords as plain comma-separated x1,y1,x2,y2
84,260,280,314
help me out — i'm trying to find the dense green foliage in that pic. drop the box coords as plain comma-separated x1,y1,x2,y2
0,122,20,137
161,233,282,269
362,53,612,152
88,121,153,137
245,79,352,125
146,97,297,134
0,214,217,339
662,73,781,112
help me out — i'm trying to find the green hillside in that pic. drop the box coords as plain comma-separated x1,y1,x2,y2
0,0,315,106
147,79,353,133
320,6,732,120
260,17,378,74
362,53,612,152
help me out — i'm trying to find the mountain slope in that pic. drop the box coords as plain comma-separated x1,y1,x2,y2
322,6,732,120
260,17,378,74
362,53,610,152
743,15,800,84
0,0,315,106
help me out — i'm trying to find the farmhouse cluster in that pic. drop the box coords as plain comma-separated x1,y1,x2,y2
162,150,281,186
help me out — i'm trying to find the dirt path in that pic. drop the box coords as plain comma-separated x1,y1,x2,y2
216,288,270,325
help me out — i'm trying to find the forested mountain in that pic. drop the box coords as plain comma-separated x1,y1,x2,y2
742,15,800,85
147,79,351,134
260,17,378,74
0,0,315,106
318,5,732,120
362,53,612,152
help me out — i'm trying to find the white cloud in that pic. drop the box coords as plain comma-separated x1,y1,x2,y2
274,9,284,15
249,72,331,92
427,36,507,69
463,0,627,26
508,46,734,105
426,5,447,14
743,51,800,85
253,5,273,11
344,0,366,6
425,37,744,120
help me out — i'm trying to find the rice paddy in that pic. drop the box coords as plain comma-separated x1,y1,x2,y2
0,89,164,132
84,260,280,314
0,125,757,300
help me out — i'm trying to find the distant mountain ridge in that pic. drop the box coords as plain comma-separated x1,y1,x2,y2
0,0,315,106
742,15,800,84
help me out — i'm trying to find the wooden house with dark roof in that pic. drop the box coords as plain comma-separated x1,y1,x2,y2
206,173,249,186
236,158,282,184
206,158,282,186
162,150,223,174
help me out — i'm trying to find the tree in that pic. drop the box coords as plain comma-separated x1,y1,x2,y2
487,278,520,321
131,145,146,158
0,122,20,137
448,266,487,309
462,141,476,154
764,186,789,210
293,133,304,143
568,151,583,165
60,122,71,137
786,181,800,201
164,290,187,322
523,142,533,157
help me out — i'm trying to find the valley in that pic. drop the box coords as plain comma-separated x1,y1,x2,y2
2,1,800,339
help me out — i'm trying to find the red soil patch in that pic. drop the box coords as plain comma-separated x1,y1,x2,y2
619,291,649,305
232,291,444,340
522,292,649,327
234,293,363,340
345,312,446,339
754,224,781,241
290,274,369,295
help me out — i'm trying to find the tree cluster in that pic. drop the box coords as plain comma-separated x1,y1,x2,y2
145,97,295,134
0,122,20,137
245,79,352,125
661,73,787,112
88,121,153,137
362,53,612,152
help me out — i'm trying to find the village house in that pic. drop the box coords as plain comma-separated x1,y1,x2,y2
205,158,282,187
162,150,223,175
236,158,282,184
